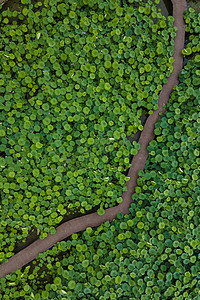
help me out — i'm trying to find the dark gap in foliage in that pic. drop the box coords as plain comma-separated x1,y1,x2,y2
121,0,140,9
22,257,55,287
14,227,39,254
0,0,23,25
186,1,190,11
0,0,19,13
163,0,173,16
183,54,188,67
58,203,101,226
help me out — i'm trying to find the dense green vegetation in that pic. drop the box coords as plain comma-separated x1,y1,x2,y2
0,0,175,260
1,52,200,299
1,0,200,299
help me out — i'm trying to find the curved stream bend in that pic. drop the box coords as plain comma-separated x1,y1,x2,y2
0,0,187,279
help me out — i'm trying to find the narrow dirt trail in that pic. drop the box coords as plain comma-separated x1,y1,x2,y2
0,0,187,279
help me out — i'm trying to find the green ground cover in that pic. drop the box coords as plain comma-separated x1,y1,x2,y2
1,1,200,300
1,47,200,299
0,0,175,258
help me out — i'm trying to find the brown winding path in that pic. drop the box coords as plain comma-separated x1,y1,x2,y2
0,0,187,278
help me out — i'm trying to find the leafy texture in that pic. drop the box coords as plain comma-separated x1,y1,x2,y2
0,0,175,259
1,16,200,299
